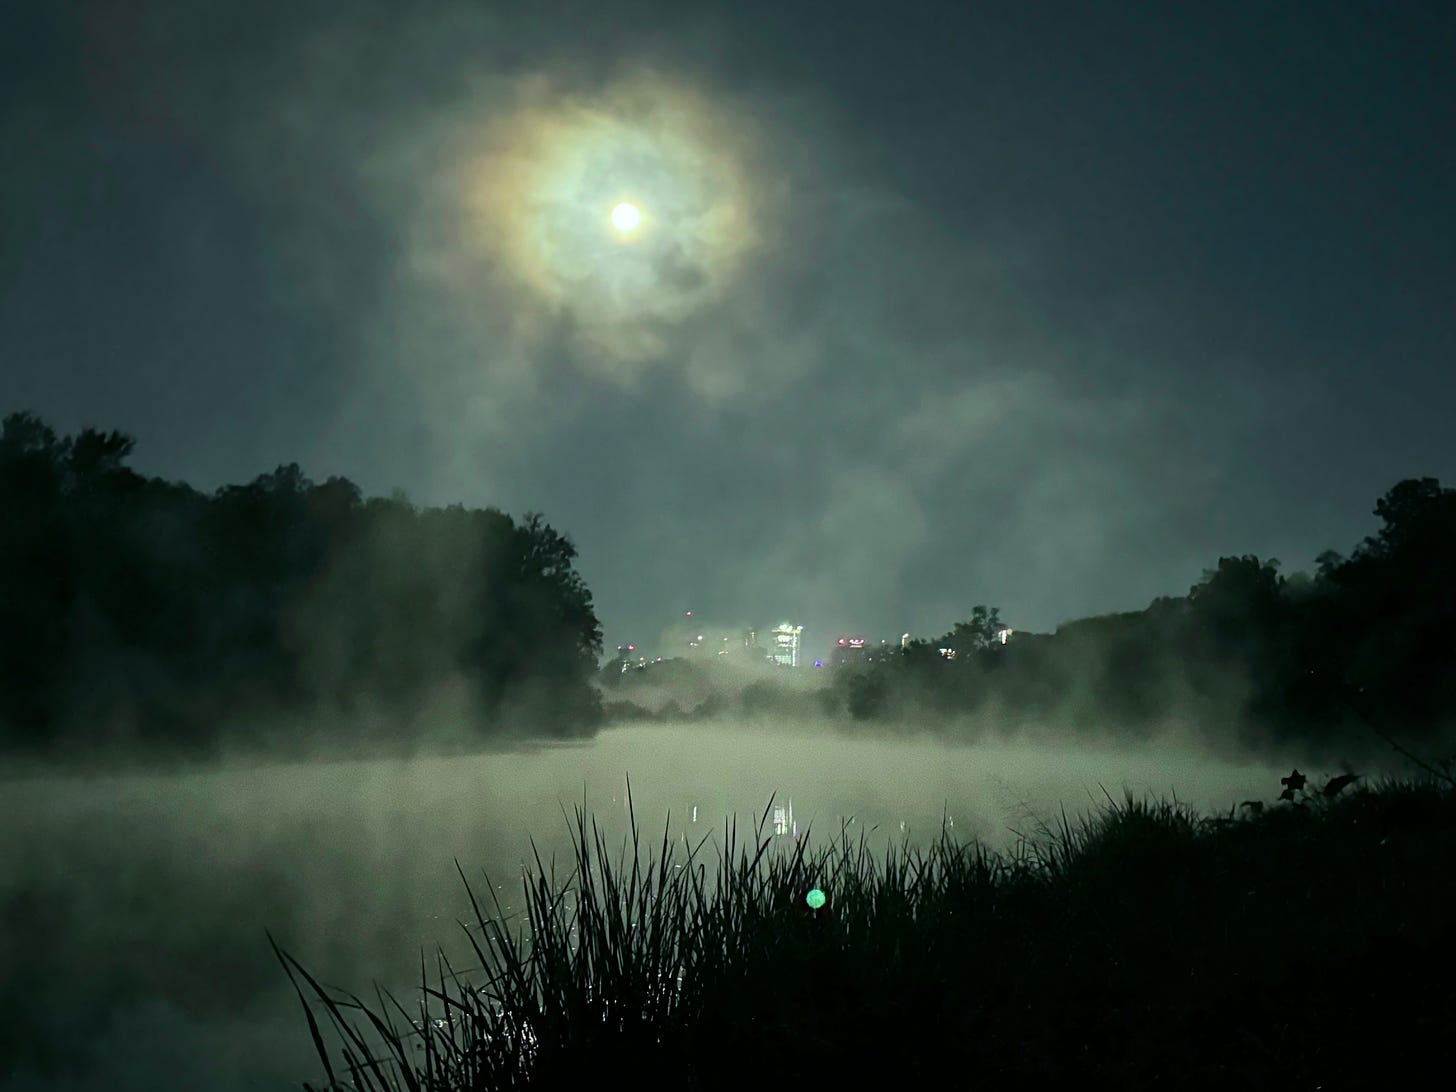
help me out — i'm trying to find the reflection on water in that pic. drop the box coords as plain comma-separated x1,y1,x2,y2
0,720,1330,1090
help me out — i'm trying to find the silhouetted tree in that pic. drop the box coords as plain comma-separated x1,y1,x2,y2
822,479,1456,751
0,412,605,757
948,605,1004,654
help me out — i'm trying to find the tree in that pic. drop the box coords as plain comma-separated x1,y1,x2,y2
1189,556,1282,624
1364,477,1451,559
67,427,136,484
0,412,608,753
947,605,1003,654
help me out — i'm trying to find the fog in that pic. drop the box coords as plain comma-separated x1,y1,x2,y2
3,2,1450,1085
0,714,1351,1091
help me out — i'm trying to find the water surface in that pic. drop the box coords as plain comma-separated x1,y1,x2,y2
0,720,1319,1090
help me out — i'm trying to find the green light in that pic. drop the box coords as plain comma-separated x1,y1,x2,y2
805,888,826,910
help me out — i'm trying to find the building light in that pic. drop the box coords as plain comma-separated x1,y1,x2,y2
770,622,803,667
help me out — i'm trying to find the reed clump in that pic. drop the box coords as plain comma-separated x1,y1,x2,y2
278,770,1456,1090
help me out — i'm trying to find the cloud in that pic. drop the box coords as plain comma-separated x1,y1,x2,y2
386,68,774,382
8,0,1445,658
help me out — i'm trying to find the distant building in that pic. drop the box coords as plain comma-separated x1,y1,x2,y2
614,644,647,673
830,636,869,667
739,628,771,663
770,622,803,667
866,639,900,664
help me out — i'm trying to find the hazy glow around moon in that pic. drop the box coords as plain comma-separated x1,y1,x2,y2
461,73,767,365
611,202,641,233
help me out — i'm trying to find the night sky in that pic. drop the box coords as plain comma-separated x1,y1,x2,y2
3,1,1452,660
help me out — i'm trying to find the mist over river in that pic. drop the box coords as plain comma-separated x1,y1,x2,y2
1,720,1346,1090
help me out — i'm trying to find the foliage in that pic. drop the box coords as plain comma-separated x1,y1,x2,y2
825,479,1456,754
0,412,603,755
280,770,1456,1089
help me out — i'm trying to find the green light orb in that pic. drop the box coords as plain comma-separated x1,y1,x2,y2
805,888,826,910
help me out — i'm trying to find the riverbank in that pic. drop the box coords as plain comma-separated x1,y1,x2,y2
287,767,1456,1089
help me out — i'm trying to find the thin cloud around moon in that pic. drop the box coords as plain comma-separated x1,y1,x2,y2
450,71,768,374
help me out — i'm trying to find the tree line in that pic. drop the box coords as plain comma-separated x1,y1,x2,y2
0,412,603,758
828,477,1456,753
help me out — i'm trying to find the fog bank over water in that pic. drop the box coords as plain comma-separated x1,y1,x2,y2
0,718,1384,1090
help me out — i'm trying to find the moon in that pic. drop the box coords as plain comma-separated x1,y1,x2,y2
611,201,642,233
461,72,763,363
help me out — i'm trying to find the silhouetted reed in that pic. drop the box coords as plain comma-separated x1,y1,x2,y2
277,768,1456,1089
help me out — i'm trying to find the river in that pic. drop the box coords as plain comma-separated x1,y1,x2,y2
0,719,1322,1090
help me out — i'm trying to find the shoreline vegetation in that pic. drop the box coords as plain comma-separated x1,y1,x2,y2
0,412,605,763
4,410,1455,772
600,478,1456,764
5,413,1450,1089
4,409,1455,1081
281,764,1456,1089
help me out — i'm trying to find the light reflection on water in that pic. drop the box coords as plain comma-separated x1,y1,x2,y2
0,719,1334,1091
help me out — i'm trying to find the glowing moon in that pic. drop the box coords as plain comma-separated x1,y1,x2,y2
611,201,641,233
460,72,765,367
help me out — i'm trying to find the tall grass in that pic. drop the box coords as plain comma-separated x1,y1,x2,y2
277,771,1456,1089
